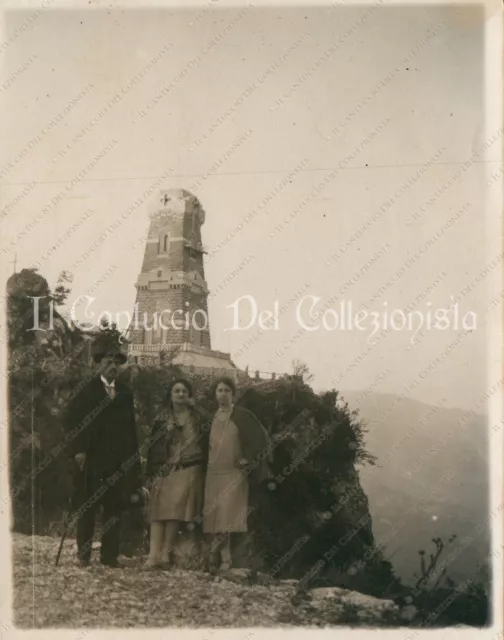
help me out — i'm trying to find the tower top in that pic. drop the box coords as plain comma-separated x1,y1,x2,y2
150,188,205,225
161,188,194,200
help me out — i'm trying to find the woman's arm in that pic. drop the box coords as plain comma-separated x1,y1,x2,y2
234,406,268,458
233,406,272,483
145,418,167,485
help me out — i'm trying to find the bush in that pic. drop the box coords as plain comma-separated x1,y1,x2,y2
409,537,490,627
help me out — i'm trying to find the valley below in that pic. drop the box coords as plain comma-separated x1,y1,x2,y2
341,391,490,586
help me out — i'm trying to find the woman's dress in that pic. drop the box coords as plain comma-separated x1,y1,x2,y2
202,407,249,533
148,412,204,523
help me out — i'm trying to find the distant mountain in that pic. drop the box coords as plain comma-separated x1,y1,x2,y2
340,390,490,586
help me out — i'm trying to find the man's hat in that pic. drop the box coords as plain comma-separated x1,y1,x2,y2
91,332,128,364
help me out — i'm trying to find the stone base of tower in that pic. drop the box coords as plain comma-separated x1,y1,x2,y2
127,342,243,382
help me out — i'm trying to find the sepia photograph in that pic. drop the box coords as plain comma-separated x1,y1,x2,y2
0,0,502,635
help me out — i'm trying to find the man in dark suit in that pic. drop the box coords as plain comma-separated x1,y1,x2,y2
64,334,142,567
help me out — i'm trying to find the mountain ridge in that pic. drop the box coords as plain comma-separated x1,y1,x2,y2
339,390,489,586
340,389,487,418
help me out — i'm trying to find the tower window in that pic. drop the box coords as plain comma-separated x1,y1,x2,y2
159,233,169,254
157,270,162,277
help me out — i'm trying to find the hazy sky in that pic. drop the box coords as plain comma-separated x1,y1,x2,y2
0,3,498,411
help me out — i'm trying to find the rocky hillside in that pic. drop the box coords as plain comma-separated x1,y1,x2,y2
340,391,489,586
11,533,438,628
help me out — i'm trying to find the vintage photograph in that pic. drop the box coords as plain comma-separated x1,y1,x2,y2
0,0,501,634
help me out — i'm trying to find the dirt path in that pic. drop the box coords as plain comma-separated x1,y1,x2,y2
12,533,307,628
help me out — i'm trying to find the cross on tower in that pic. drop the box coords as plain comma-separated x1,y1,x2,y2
162,193,170,205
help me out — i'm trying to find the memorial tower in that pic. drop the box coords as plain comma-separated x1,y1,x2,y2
128,189,239,379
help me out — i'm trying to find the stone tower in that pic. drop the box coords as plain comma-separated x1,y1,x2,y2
128,189,239,379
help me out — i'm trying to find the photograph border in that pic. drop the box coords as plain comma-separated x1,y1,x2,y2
0,0,501,637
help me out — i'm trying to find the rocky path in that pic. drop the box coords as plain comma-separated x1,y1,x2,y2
12,533,405,628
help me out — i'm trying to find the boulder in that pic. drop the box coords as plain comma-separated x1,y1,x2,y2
221,568,251,584
309,586,400,624
256,572,275,586
399,604,419,622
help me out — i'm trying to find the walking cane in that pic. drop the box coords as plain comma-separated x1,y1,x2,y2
55,457,86,567
55,506,74,567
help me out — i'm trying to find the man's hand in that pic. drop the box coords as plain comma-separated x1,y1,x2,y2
130,487,149,505
237,458,249,469
75,453,86,471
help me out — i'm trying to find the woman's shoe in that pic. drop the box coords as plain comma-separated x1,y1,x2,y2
206,552,220,575
143,560,161,571
218,560,232,573
159,550,174,570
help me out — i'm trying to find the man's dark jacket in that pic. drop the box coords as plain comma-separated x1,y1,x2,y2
64,375,142,506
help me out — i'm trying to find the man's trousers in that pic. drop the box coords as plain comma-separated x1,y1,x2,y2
75,481,123,564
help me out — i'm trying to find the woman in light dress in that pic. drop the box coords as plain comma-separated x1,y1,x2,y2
145,378,205,569
202,377,271,573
